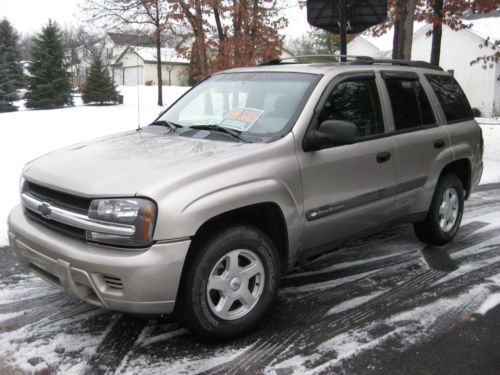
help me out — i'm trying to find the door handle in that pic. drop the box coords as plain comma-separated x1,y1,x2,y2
434,139,445,149
376,151,391,163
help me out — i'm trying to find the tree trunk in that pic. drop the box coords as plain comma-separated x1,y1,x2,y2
194,0,208,76
392,0,417,60
430,0,443,66
213,6,225,42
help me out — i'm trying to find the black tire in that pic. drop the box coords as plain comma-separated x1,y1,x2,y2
414,173,464,246
178,225,281,340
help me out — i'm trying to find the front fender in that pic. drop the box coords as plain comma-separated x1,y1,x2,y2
155,178,304,257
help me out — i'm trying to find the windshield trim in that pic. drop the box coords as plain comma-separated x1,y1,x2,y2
151,71,323,143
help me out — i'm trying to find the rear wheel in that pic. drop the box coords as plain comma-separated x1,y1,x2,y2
414,173,464,246
179,225,280,340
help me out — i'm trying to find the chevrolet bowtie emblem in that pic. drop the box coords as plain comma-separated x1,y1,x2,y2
38,203,52,217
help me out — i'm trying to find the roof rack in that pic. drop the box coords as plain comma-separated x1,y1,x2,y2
353,58,443,71
258,54,442,71
258,54,374,66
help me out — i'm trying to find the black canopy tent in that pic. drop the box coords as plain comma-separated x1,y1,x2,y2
307,0,388,61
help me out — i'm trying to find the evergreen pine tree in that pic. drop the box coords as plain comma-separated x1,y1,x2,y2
25,20,73,109
0,18,24,112
82,55,118,104
0,55,18,112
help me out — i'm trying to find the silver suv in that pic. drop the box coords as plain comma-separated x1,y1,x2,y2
8,57,483,339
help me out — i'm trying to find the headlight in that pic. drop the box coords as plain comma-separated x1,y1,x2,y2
86,198,157,247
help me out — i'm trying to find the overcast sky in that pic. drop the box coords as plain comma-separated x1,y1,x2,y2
0,0,310,39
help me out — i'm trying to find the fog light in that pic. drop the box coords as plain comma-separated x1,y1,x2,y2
86,232,134,243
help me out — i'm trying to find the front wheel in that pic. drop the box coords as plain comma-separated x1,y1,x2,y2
178,225,280,340
414,173,464,246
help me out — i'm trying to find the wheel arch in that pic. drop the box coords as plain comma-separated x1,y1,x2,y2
439,158,472,199
189,202,290,274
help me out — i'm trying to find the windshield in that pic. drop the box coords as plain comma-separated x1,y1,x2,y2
157,72,320,142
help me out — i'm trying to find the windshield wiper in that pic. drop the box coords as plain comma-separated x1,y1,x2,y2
189,124,250,143
150,120,183,134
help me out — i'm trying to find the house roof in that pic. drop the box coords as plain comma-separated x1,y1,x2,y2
134,46,189,64
353,21,427,53
115,46,189,65
465,16,500,42
108,32,156,47
351,11,500,54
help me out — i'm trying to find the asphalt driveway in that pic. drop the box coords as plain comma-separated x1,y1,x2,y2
1,185,500,374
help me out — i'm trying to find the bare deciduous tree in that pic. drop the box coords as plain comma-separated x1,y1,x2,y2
83,0,174,106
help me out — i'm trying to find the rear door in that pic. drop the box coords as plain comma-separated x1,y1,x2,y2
380,71,451,218
297,72,397,251
425,74,483,191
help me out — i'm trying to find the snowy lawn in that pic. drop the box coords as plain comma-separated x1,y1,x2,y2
0,85,189,246
0,101,499,246
480,121,500,184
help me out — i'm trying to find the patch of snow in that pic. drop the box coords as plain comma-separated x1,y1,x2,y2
118,345,252,375
294,280,494,374
327,290,388,315
0,311,25,323
0,234,8,248
280,269,379,295
288,252,410,279
0,274,59,305
0,301,117,374
478,124,500,185
476,293,500,315
476,117,500,125
0,85,189,244
139,328,189,347
434,253,500,287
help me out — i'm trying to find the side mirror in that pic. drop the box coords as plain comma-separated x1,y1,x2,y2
304,120,357,151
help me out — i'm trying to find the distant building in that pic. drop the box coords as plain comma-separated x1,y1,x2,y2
110,46,189,86
348,13,500,116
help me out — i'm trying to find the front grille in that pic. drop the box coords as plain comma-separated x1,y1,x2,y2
25,208,86,240
25,181,92,214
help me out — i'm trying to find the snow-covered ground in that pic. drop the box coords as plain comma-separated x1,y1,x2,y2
480,122,500,184
0,86,189,246
0,98,499,246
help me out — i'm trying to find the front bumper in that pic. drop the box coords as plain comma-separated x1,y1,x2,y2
7,205,190,314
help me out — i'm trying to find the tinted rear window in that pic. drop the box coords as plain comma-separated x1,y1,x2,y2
426,75,473,123
384,78,436,131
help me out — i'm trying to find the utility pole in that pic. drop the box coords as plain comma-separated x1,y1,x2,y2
339,0,347,62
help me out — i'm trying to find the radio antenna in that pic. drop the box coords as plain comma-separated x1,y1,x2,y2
136,32,141,131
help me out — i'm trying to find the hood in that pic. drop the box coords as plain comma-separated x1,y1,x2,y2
24,126,266,198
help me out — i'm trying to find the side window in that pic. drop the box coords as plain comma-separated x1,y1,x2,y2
384,78,436,131
318,78,384,138
426,75,474,123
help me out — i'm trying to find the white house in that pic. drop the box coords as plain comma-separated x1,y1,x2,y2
111,46,190,87
348,14,500,116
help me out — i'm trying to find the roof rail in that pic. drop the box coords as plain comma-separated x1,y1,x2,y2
258,54,374,66
352,58,443,71
258,54,443,71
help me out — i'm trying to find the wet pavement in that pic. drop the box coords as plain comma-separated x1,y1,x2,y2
1,186,500,374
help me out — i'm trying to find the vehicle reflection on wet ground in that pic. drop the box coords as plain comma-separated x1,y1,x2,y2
1,185,500,374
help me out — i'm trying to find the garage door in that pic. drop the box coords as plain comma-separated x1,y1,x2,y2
124,66,144,86
113,68,123,86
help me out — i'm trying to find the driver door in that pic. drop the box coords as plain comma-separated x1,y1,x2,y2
296,72,397,251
